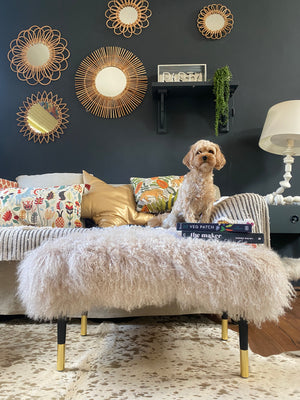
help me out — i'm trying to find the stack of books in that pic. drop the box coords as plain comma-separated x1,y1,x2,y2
176,222,264,244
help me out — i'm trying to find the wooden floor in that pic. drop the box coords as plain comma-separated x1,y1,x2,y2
209,289,300,357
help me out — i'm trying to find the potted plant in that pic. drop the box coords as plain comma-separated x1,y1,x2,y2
213,65,232,136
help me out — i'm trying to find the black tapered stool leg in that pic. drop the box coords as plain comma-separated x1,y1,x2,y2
57,317,67,371
221,312,228,341
81,311,88,336
238,318,249,378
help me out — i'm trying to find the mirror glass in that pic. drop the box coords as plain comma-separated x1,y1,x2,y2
95,67,127,97
8,25,70,85
27,102,58,133
205,14,225,31
105,0,152,38
197,4,234,40
26,43,50,67
17,91,69,143
75,46,147,118
119,6,138,24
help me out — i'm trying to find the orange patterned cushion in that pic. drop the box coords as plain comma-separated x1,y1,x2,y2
130,175,184,213
0,178,18,190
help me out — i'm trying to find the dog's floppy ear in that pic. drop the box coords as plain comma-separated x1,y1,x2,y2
214,144,226,170
182,147,194,170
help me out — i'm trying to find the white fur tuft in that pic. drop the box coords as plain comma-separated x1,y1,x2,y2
282,257,300,281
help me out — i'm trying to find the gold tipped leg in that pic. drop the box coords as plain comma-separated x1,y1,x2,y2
81,314,87,336
240,349,249,378
222,318,228,341
57,344,65,371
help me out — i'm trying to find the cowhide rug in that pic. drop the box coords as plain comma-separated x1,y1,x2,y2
0,315,299,400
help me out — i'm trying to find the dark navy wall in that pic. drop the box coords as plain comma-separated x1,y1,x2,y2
1,0,300,201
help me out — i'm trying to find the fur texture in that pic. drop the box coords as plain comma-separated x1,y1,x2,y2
282,257,300,281
148,140,226,228
17,225,295,325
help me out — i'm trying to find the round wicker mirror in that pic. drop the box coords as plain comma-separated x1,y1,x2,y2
7,25,70,85
17,91,69,143
75,46,148,118
197,4,234,40
105,0,152,38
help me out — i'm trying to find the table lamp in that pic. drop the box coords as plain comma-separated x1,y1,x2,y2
259,100,300,205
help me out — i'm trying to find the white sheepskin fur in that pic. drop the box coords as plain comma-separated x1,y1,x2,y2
17,226,295,326
282,257,300,281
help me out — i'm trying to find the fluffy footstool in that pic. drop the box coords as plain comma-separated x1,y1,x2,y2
17,225,295,378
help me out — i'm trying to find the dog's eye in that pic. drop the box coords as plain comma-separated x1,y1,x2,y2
208,150,214,154
196,150,202,155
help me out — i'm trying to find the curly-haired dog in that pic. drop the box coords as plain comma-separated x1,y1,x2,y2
148,140,226,228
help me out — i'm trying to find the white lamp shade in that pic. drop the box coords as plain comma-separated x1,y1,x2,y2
259,100,300,155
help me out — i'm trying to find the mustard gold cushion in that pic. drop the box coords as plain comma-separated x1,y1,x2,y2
81,170,153,227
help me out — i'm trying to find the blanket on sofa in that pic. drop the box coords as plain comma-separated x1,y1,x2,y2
0,226,92,261
17,225,294,326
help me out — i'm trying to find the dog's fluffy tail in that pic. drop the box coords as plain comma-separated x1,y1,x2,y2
147,213,169,227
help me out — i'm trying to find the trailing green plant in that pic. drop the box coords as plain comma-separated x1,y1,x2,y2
213,65,232,136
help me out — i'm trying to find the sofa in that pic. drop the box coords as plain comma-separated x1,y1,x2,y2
0,170,271,318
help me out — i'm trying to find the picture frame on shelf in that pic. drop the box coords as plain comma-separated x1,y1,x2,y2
157,64,207,83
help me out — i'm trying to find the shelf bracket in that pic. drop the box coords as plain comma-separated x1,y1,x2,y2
157,89,167,134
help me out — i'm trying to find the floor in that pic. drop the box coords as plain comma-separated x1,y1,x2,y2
209,288,300,356
1,290,299,358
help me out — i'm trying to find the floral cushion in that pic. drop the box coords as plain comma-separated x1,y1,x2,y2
0,178,18,190
0,185,85,228
130,175,184,213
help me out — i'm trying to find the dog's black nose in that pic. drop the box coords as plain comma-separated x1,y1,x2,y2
202,155,207,161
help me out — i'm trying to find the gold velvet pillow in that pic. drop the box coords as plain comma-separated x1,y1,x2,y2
81,170,153,227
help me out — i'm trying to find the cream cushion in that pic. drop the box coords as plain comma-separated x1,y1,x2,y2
16,173,83,188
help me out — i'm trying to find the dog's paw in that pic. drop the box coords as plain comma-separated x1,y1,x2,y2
147,216,161,227
162,213,177,228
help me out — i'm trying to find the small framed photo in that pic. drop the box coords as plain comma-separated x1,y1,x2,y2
157,64,207,83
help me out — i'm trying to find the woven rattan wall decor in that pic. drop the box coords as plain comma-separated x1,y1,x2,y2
197,4,234,40
105,0,152,38
7,25,70,85
75,46,148,118
17,91,69,143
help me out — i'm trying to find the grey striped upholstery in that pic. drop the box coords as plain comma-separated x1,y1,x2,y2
0,193,270,261
0,227,92,261
211,193,270,247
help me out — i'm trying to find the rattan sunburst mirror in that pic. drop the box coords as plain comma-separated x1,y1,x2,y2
7,25,70,85
75,46,148,118
197,4,234,40
105,0,152,38
17,91,69,143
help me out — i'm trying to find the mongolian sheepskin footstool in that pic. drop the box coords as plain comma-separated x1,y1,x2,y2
17,225,295,378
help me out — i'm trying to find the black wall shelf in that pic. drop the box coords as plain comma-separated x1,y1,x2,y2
152,81,238,134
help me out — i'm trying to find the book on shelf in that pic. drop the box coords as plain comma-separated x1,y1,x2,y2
176,222,253,233
181,231,264,244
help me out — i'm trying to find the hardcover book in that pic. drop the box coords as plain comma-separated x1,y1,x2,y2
176,222,253,233
181,231,264,244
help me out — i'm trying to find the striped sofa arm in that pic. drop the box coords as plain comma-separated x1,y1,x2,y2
210,193,270,248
